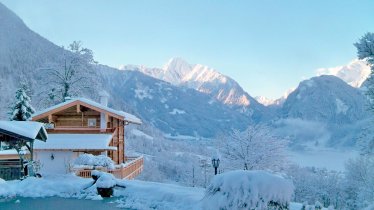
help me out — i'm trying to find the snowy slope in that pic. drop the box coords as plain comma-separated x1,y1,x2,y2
0,3,66,116
282,75,368,124
276,75,370,148
99,66,252,137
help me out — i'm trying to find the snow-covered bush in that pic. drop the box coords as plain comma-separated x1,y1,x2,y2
202,170,294,210
74,154,115,169
315,201,323,210
95,172,116,188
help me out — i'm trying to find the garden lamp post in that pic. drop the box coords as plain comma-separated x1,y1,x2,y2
211,158,220,175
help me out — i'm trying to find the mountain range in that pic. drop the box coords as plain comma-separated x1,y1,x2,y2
0,2,372,148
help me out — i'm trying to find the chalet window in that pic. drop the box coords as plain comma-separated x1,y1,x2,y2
88,118,97,127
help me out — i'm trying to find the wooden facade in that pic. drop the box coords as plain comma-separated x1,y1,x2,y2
32,99,140,165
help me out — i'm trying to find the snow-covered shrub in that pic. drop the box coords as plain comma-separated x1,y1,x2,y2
202,170,294,210
74,154,115,169
0,178,5,184
91,170,102,177
96,172,116,188
315,201,322,210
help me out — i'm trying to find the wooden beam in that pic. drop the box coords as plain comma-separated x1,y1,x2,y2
32,101,79,121
105,113,109,123
77,104,81,113
31,99,136,123
48,115,53,123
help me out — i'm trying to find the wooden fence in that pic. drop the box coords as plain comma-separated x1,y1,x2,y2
75,156,144,179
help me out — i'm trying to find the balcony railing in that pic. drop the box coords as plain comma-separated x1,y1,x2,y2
74,156,144,179
46,127,116,134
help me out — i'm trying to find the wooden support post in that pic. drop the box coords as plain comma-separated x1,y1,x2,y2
30,141,33,161
105,114,109,129
77,104,81,113
48,115,53,123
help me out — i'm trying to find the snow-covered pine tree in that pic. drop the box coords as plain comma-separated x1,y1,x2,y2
355,32,374,111
9,83,35,121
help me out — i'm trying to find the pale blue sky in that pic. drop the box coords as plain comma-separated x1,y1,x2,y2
1,0,374,98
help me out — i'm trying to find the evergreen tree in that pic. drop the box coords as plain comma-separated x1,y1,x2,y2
9,83,35,121
355,33,374,109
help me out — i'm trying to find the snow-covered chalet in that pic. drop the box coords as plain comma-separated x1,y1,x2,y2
31,92,143,179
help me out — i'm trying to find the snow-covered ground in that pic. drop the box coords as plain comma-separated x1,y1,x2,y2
0,173,308,210
0,174,204,209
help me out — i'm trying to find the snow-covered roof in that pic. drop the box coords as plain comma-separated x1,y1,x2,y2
32,98,142,125
34,134,117,151
0,149,29,155
0,121,48,141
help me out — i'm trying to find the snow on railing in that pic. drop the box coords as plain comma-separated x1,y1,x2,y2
75,156,144,179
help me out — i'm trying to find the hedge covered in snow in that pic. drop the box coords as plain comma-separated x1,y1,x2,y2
202,170,294,210
74,154,115,169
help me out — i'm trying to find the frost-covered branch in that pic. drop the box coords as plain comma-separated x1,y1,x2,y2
217,124,288,171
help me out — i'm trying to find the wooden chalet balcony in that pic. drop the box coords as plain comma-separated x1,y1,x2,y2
75,156,144,179
46,127,116,134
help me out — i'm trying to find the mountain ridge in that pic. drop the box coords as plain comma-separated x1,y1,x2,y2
0,2,371,146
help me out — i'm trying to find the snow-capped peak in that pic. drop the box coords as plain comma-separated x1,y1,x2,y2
161,57,193,85
255,88,295,107
316,59,370,88
127,57,262,108
163,57,192,73
255,96,276,106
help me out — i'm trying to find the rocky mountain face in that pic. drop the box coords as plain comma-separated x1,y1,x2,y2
129,57,266,120
275,75,371,148
99,66,252,137
282,75,368,124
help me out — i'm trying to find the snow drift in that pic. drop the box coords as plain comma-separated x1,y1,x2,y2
202,170,294,210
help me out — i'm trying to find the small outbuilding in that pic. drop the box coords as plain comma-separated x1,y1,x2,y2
0,121,47,180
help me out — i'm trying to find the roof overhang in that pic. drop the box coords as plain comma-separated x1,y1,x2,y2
34,134,116,151
32,98,142,125
0,121,48,142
